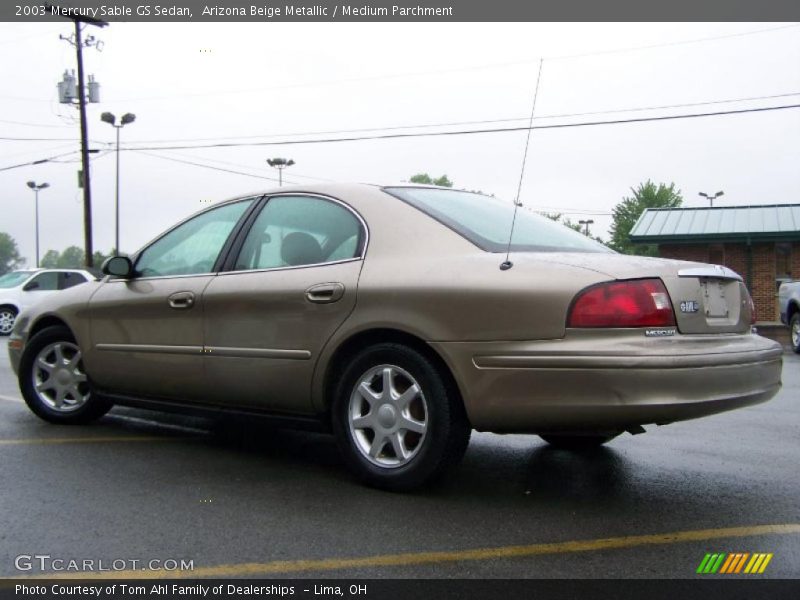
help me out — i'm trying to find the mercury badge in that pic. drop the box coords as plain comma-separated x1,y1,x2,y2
680,300,700,313
645,328,676,337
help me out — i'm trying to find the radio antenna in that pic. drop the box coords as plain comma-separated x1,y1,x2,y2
500,58,544,271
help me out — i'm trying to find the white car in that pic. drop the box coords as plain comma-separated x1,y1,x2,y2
0,269,96,336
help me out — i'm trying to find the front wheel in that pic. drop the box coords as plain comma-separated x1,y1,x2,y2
790,313,800,354
332,343,470,491
539,432,621,450
0,306,17,336
19,326,111,424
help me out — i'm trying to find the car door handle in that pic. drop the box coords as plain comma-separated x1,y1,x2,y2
305,283,345,304
168,291,195,309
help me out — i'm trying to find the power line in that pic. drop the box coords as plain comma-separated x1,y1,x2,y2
0,148,109,173
0,136,84,142
135,151,293,184
120,91,800,146
547,23,800,60
0,150,80,172
5,103,798,174
113,24,800,104
118,104,800,153
0,141,77,162
151,149,334,182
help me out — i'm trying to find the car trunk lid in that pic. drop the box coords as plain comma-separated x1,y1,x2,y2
539,253,754,334
667,265,752,334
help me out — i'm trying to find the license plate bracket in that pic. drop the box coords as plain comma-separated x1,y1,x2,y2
701,279,729,318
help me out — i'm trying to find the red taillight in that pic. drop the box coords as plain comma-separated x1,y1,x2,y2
568,279,676,328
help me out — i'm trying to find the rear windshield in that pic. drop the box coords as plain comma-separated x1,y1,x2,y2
0,271,33,288
384,187,612,254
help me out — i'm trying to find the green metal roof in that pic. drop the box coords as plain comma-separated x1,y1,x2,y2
629,204,800,243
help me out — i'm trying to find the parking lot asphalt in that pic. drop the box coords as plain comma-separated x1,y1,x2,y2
0,337,798,579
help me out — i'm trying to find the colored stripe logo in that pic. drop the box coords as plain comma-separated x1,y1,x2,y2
697,552,773,574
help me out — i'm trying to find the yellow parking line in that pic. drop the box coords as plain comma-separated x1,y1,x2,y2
0,436,185,445
22,523,800,579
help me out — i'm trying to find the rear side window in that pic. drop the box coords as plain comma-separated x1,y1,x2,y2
384,187,611,254
234,195,363,270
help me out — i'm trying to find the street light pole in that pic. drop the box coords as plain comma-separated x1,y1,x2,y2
26,181,50,268
52,8,107,268
699,190,724,207
266,158,295,186
578,219,594,236
101,112,136,253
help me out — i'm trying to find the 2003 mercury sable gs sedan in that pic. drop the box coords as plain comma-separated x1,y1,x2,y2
8,184,783,490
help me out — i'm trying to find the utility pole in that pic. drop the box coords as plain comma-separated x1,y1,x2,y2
75,21,93,266
52,5,107,267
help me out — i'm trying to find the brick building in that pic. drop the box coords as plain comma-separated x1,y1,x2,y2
629,204,800,322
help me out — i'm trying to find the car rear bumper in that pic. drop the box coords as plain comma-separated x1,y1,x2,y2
431,331,783,433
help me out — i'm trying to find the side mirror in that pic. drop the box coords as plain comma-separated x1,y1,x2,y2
102,256,134,279
22,281,40,291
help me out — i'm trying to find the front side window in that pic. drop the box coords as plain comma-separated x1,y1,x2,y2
384,187,612,254
27,272,59,291
234,195,363,271
136,199,253,277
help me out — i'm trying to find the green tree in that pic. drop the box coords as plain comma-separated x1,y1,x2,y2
40,249,61,268
40,247,116,270
0,232,24,275
409,173,453,187
57,246,85,268
609,180,682,255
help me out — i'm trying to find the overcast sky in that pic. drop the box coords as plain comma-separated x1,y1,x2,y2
1,22,799,264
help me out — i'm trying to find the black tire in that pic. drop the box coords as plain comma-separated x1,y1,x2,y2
540,432,621,450
790,313,800,355
0,306,17,336
331,343,471,491
19,325,111,424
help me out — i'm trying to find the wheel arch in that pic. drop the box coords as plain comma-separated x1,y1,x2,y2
28,314,73,340
0,302,20,314
319,327,470,426
788,300,800,322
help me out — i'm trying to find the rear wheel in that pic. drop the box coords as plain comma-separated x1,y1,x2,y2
19,326,111,424
0,306,17,336
790,313,800,354
540,432,621,450
332,343,470,491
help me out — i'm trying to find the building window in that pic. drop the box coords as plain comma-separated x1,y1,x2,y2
708,244,725,266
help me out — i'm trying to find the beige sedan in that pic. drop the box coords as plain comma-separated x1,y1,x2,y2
7,184,783,490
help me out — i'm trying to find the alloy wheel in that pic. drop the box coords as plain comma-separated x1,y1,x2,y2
31,341,90,412
0,309,15,335
348,364,428,468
